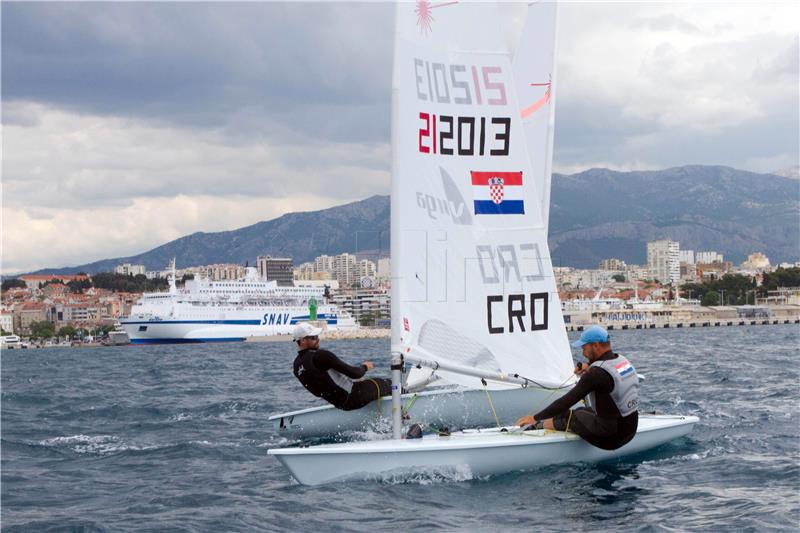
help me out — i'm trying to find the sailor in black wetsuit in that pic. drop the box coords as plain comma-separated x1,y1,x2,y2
291,322,392,411
516,325,639,450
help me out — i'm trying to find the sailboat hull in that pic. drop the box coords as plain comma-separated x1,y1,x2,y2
268,414,698,485
269,386,572,438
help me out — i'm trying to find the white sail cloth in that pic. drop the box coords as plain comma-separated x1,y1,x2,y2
390,1,574,391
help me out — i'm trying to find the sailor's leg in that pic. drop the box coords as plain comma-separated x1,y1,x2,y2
341,378,392,410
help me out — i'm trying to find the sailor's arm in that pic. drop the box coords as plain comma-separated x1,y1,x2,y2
315,350,369,379
515,371,598,426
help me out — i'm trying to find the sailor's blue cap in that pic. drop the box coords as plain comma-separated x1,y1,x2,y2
571,325,610,347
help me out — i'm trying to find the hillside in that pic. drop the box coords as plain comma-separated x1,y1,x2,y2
31,165,799,273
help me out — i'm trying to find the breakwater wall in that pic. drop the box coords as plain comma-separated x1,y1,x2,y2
566,318,800,332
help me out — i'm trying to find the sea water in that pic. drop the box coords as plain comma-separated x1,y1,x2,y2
2,325,798,531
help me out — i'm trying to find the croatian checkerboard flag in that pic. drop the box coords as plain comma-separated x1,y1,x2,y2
471,171,525,215
615,359,634,378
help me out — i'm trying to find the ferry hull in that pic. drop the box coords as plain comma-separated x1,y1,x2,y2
120,312,349,344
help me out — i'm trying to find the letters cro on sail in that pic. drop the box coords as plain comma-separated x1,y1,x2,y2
390,1,574,391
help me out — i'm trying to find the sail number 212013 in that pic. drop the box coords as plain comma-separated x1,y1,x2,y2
414,58,512,157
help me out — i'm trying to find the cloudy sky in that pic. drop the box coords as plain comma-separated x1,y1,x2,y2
2,2,798,274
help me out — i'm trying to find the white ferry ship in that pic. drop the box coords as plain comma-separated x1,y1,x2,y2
119,263,356,344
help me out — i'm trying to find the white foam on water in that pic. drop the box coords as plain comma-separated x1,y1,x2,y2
365,464,477,485
37,434,161,455
258,436,294,448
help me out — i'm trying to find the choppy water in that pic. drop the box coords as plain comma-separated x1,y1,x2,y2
2,325,799,531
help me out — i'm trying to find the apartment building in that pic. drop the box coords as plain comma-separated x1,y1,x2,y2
647,240,680,285
257,256,294,286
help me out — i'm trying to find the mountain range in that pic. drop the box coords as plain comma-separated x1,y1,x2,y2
29,165,799,274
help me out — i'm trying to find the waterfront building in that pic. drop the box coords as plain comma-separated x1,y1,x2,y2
598,258,626,270
357,259,376,280
293,262,316,281
18,274,90,290
330,288,390,326
624,265,650,282
0,311,14,334
696,251,724,264
377,258,390,282
647,239,680,285
678,250,695,264
115,263,146,276
696,261,733,280
13,302,48,335
740,252,771,271
762,288,800,306
42,282,69,298
200,263,247,281
554,267,617,290
65,302,102,325
334,253,358,287
680,262,698,283
314,255,335,274
311,253,357,286
257,256,294,287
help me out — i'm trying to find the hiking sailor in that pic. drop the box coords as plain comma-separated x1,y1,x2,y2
516,325,639,450
292,322,392,411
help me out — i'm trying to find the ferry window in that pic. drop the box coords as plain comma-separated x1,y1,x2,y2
139,326,148,331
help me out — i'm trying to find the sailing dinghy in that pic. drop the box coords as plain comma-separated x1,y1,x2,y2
269,0,569,439
269,1,697,484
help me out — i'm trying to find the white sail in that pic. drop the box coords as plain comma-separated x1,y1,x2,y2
512,1,558,234
391,1,573,390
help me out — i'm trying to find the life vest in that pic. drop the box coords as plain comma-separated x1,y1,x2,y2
589,354,639,417
293,349,349,408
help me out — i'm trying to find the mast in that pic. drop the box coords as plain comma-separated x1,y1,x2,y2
389,1,403,441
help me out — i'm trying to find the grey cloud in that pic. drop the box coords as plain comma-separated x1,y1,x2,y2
2,2,394,143
753,37,800,81
633,14,700,34
1,103,41,127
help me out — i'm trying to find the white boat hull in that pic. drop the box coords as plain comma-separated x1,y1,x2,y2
268,414,698,485
120,308,351,344
269,386,573,438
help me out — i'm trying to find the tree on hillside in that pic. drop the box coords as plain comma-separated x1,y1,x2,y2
67,278,92,293
91,272,168,293
611,274,625,282
2,278,27,291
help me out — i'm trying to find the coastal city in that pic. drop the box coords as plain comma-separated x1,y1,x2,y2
2,238,798,348
3,1,798,527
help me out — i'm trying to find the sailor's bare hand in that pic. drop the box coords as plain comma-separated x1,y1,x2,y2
574,362,589,375
363,361,374,371
515,415,536,427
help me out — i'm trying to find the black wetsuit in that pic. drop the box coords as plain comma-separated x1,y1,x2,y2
534,351,638,450
293,348,391,411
